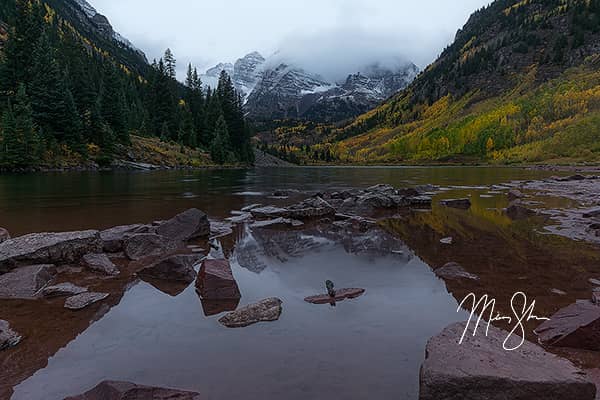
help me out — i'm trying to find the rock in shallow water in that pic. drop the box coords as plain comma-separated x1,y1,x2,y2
64,292,109,310
64,380,202,400
0,264,56,299
420,322,596,400
156,208,210,241
195,259,241,300
99,224,150,253
535,300,600,351
42,282,87,298
304,288,365,304
0,320,21,351
139,254,199,283
123,233,180,261
0,230,102,274
506,204,537,220
0,227,10,243
434,262,478,281
218,297,283,328
82,253,120,276
439,198,471,210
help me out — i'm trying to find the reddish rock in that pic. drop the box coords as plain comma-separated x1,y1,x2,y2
0,264,56,299
64,380,202,400
195,259,241,300
156,208,210,241
99,224,150,253
199,299,240,316
535,300,600,351
0,227,10,243
139,254,199,283
304,288,365,304
123,234,180,261
82,253,120,276
420,322,596,400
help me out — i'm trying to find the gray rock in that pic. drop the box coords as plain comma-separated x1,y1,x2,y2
440,237,453,245
420,322,596,400
226,213,253,224
100,224,150,253
64,292,109,310
0,230,101,274
64,380,202,400
241,203,262,212
285,197,336,219
439,198,471,210
583,208,600,218
251,206,289,219
508,189,525,201
123,233,180,261
0,320,21,351
156,208,210,241
250,218,304,229
304,288,366,304
0,227,10,243
139,254,199,283
82,253,120,276
506,204,537,220
218,297,283,328
42,282,87,298
435,262,478,280
210,221,234,240
535,300,600,351
0,264,56,299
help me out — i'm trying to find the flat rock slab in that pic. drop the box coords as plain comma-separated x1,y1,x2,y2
435,262,479,281
100,224,150,253
420,322,596,400
535,300,600,351
65,292,109,310
0,320,22,351
42,282,87,298
304,288,365,304
123,234,180,261
219,297,283,328
156,208,210,241
195,259,241,300
82,253,120,276
250,218,304,229
251,206,289,219
0,264,56,299
0,230,101,273
439,198,472,210
139,254,199,283
64,380,202,400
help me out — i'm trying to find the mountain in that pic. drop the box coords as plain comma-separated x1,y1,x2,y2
324,0,600,164
201,52,419,122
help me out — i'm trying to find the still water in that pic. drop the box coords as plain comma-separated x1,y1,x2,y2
1,166,593,400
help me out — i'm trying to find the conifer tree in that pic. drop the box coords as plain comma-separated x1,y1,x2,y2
164,48,177,80
210,115,232,164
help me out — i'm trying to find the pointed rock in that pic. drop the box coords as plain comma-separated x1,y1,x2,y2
82,253,120,276
195,259,241,300
156,208,210,241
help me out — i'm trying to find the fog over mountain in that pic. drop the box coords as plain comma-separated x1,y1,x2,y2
92,0,491,81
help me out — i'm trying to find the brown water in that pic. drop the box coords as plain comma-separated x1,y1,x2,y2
2,166,600,400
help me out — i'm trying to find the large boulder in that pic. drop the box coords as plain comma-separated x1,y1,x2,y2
0,264,56,299
42,282,87,298
81,253,120,276
123,233,180,261
0,320,21,351
0,230,101,274
420,322,596,400
219,297,283,328
99,224,150,253
64,380,202,400
0,227,10,243
535,300,600,351
195,259,241,300
139,254,199,283
64,292,109,310
156,208,210,241
304,288,365,304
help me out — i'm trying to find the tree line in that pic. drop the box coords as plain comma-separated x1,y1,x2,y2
0,0,253,169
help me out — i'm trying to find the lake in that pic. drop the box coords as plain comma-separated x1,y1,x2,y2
2,166,599,400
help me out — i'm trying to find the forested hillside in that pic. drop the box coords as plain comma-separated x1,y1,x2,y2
285,0,600,164
0,0,253,170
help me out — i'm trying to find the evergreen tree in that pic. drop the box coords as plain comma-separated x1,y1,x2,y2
164,48,176,80
210,115,232,164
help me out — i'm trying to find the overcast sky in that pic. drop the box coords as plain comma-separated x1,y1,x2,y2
92,0,491,81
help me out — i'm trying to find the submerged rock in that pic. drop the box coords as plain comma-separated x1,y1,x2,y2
82,253,120,276
0,264,56,299
195,259,241,300
434,262,478,280
0,230,101,274
218,297,283,328
155,208,210,241
535,300,600,351
100,224,150,253
42,282,87,298
439,198,471,210
304,288,365,304
64,292,109,310
123,233,180,261
64,380,202,400
420,322,596,400
0,227,10,243
139,254,199,283
0,320,21,351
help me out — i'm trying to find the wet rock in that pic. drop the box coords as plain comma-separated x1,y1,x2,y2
304,288,365,304
551,288,567,296
99,224,150,253
0,227,10,243
64,292,109,310
0,230,101,274
218,297,283,328
535,300,600,351
123,233,180,261
156,208,210,241
558,174,588,182
366,183,396,194
506,204,537,220
195,259,241,300
0,320,21,351
434,262,478,280
226,212,253,224
589,278,600,286
357,192,395,208
200,298,240,316
439,198,471,210
210,221,233,239
440,237,453,245
42,282,87,298
420,322,596,400
0,264,56,299
82,253,120,276
593,289,600,305
406,195,433,207
583,208,600,218
64,380,202,400
250,206,288,219
250,218,304,229
508,189,525,201
285,197,336,219
241,203,262,212
139,254,199,283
